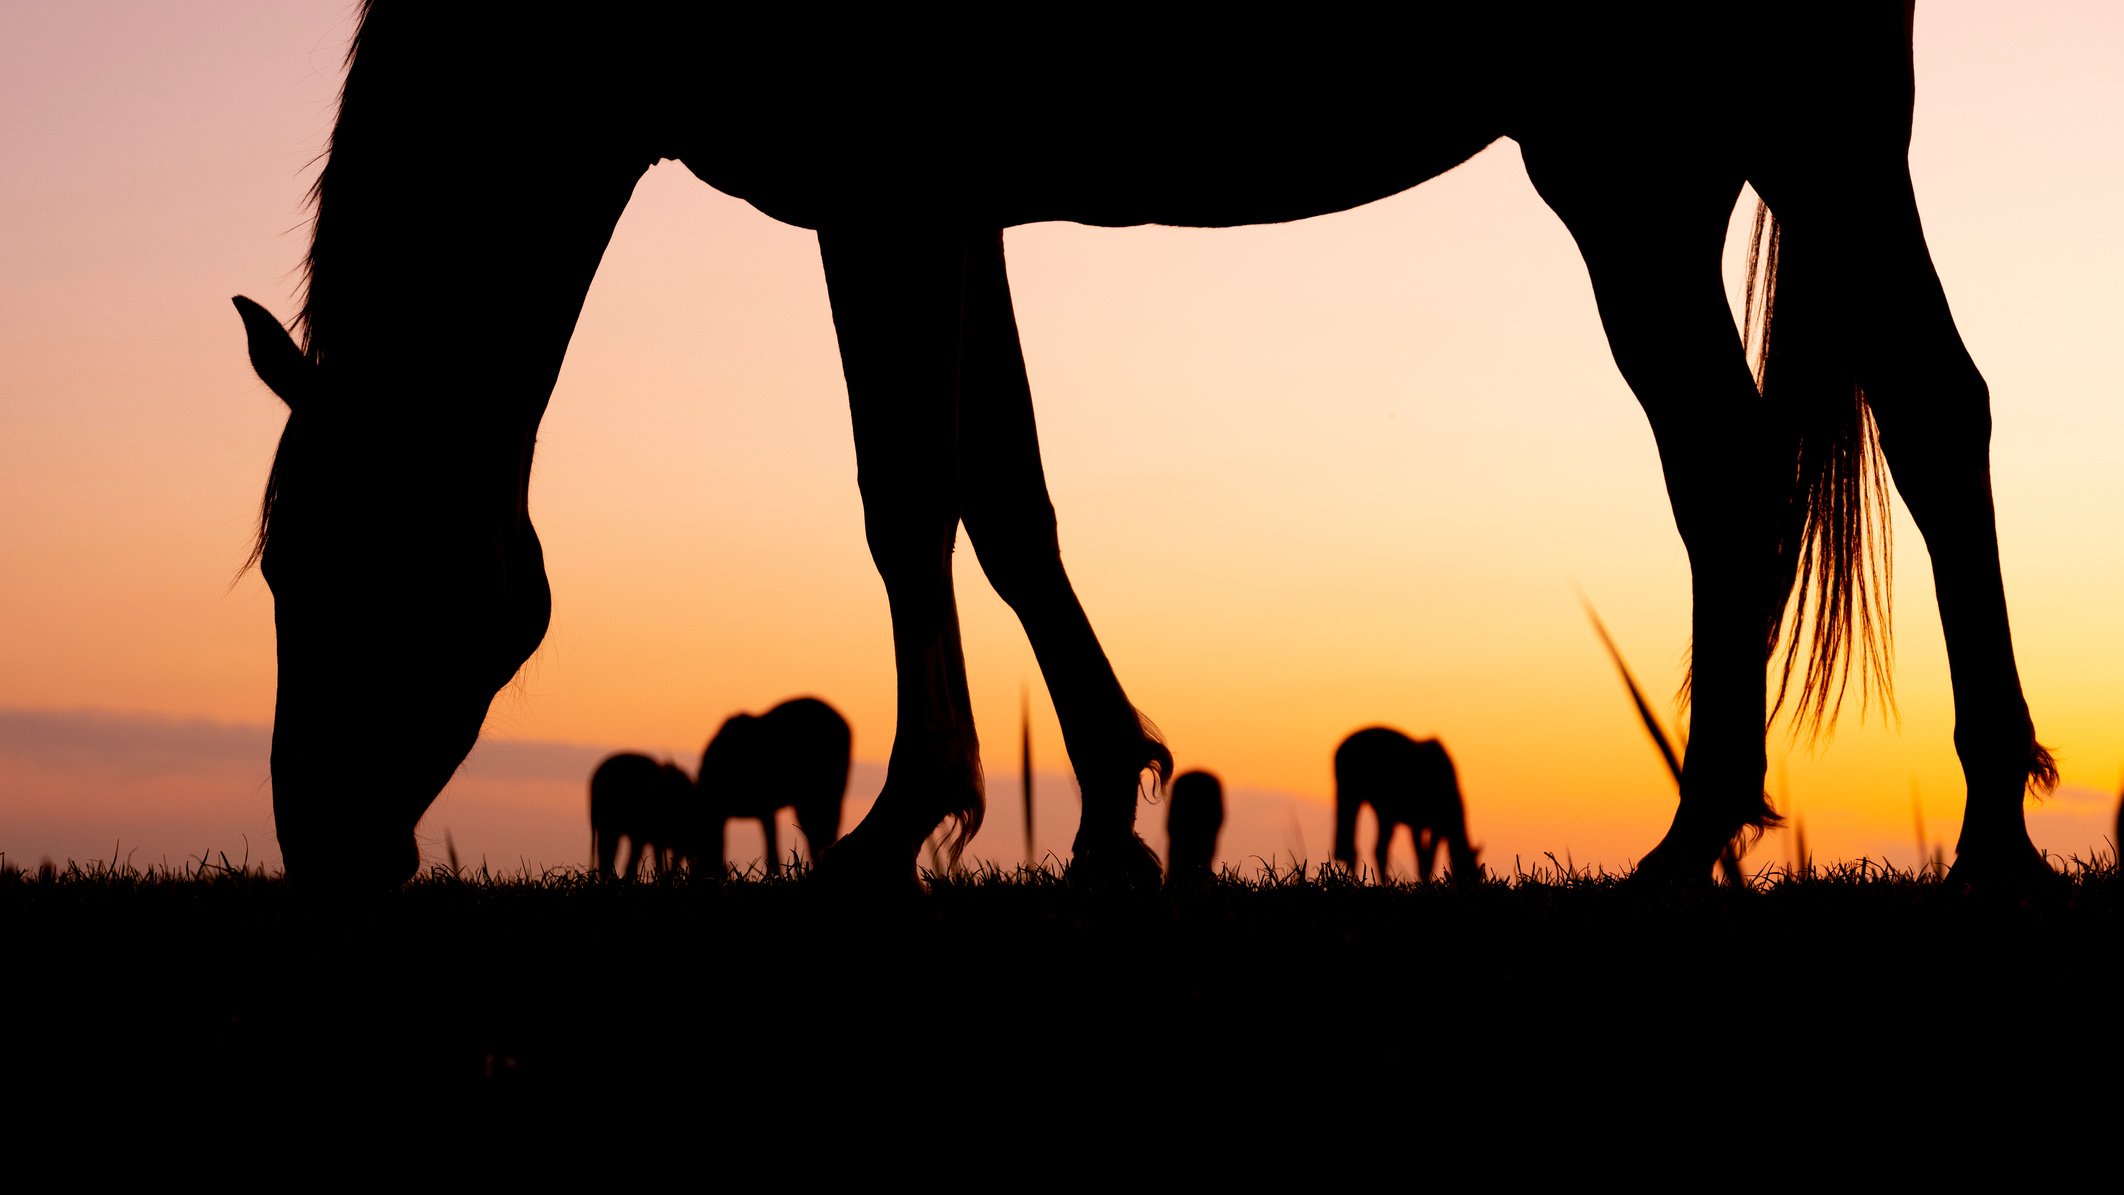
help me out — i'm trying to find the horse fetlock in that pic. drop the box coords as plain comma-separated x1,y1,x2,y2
861,739,985,866
1951,724,2054,798
1676,783,1779,840
1071,720,1171,840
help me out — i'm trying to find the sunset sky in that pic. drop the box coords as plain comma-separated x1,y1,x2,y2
3,2,2120,877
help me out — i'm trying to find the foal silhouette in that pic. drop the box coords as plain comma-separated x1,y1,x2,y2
696,696,852,876
1165,770,1226,881
237,3,2054,890
588,752,693,879
1333,728,1478,884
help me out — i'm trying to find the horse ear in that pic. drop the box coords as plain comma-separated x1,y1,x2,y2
232,295,310,408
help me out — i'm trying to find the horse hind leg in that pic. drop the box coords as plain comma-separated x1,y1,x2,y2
812,229,987,888
1331,794,1362,875
760,813,782,879
1527,146,1780,880
956,231,1167,889
1761,167,2052,886
793,798,838,866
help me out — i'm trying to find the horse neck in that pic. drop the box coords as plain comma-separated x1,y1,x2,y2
298,160,645,532
296,1,651,521
409,404,538,532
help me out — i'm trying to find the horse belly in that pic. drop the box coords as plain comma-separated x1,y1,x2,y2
722,795,782,822
686,113,1500,231
1020,119,1503,229
671,20,1504,231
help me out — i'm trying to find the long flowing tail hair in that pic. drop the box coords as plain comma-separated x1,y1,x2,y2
1744,202,1896,738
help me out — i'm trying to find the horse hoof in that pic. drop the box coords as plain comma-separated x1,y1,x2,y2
1626,841,1718,890
812,824,923,895
1945,844,2058,897
282,830,420,895
1067,833,1163,892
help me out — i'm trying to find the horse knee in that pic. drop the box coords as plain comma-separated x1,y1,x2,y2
1869,368,1993,526
858,488,956,586
964,503,1068,612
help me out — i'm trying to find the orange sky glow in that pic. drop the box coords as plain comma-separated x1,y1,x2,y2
2,2,2120,877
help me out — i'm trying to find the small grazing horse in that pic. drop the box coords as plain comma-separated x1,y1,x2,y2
1334,728,1478,883
587,752,694,879
697,697,852,877
238,3,2054,889
1165,770,1226,881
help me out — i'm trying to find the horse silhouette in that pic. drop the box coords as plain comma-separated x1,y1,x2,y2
1165,770,1226,881
697,697,852,877
237,3,2055,889
1333,728,1478,884
588,752,694,879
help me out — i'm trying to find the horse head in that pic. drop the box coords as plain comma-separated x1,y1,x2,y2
237,296,552,888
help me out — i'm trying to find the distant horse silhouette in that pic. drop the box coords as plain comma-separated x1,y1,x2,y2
238,3,2054,889
588,752,693,879
1165,770,1226,880
697,697,851,877
1334,728,1478,884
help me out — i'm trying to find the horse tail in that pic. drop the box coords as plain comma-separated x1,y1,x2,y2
938,740,986,868
1744,201,1896,739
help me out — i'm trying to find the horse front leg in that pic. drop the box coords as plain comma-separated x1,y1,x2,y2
1332,796,1362,874
760,814,782,879
955,232,1167,887
814,228,985,887
1649,499,1788,880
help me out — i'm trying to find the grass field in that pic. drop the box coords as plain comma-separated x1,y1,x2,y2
8,852,2116,1114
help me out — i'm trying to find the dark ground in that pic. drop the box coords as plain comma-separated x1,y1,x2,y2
6,859,2117,1153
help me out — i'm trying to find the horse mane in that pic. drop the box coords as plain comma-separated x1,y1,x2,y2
293,0,382,364
246,0,383,574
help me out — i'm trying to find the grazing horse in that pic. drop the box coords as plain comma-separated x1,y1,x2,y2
696,697,852,876
1165,770,1226,881
588,752,694,879
1333,728,1479,884
237,2,2053,889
